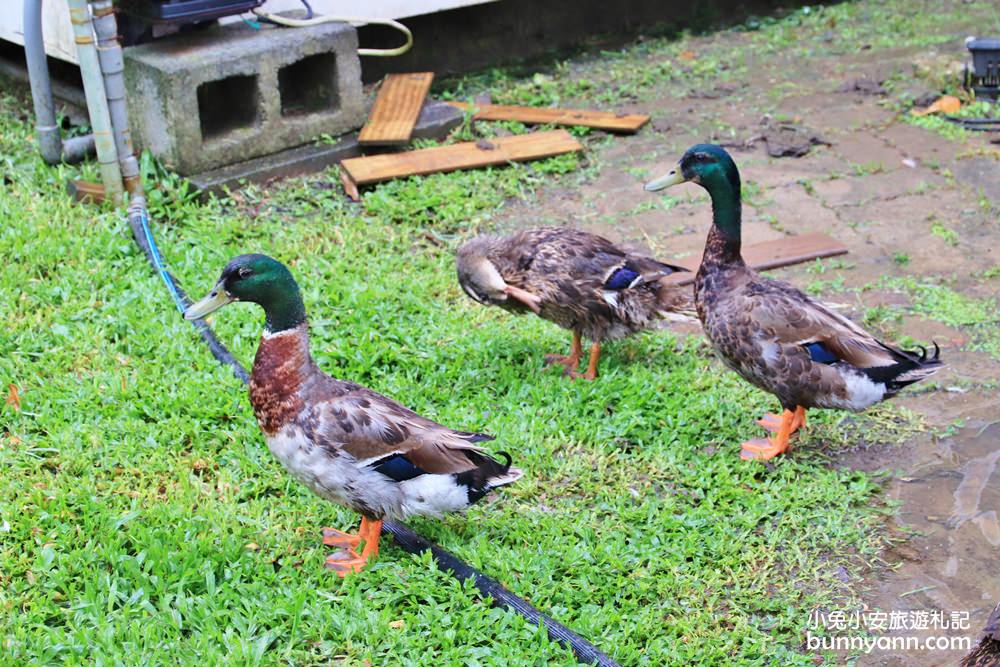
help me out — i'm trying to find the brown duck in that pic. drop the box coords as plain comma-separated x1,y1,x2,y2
185,254,521,575
456,227,694,380
645,144,942,460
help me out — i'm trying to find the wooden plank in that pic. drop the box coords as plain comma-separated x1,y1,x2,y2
359,72,435,146
67,180,106,205
661,232,849,285
340,130,583,199
447,101,649,133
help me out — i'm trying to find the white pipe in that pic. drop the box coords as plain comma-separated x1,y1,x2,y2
66,0,122,204
89,0,142,196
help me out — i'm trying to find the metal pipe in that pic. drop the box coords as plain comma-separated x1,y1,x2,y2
23,0,94,164
67,0,123,204
90,0,142,196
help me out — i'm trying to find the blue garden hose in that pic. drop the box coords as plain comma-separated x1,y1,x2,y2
127,197,249,384
125,197,620,667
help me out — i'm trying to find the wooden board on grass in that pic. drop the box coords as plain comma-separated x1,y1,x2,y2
447,101,649,133
660,232,849,285
359,72,435,146
340,130,583,200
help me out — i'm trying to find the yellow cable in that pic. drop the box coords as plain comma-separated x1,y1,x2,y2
250,9,413,57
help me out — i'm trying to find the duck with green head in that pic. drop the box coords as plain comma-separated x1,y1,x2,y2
644,144,942,460
184,254,522,575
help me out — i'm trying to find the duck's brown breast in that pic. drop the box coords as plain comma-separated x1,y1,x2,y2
249,327,311,435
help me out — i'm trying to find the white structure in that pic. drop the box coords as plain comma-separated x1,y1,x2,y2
0,0,495,64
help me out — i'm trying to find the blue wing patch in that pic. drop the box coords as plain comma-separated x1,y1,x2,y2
371,454,428,482
604,267,641,290
804,341,839,364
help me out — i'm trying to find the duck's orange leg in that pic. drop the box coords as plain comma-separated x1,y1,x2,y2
545,331,583,372
324,517,383,577
741,408,799,461
757,406,807,434
569,341,601,381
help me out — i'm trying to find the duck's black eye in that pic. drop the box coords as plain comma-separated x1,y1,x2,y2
237,267,253,279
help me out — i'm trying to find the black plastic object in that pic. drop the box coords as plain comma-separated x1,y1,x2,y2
119,0,264,24
944,116,1000,131
966,37,1000,100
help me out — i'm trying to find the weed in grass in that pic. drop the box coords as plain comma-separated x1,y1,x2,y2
863,305,902,338
805,258,856,275
880,276,1000,359
804,276,848,296
929,218,960,247
851,161,887,177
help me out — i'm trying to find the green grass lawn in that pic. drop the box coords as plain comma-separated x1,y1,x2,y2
0,5,956,664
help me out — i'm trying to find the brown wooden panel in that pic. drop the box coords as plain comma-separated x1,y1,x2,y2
661,232,849,285
359,72,435,146
447,101,649,133
340,130,583,199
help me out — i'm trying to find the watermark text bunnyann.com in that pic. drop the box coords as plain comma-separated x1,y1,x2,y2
805,609,972,654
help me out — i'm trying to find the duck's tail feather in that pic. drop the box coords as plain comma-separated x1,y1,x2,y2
456,450,523,504
864,342,943,396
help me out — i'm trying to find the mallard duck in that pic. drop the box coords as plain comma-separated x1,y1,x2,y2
184,254,522,576
961,603,1000,667
644,144,942,460
456,227,695,380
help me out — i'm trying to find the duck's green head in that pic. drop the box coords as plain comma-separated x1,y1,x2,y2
643,143,740,197
184,254,306,332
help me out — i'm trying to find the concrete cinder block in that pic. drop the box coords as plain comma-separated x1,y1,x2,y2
187,100,465,199
123,20,364,175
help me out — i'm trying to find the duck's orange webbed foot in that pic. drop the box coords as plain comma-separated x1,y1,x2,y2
740,437,789,460
323,517,383,578
321,527,361,550
757,406,807,434
544,354,580,370
741,407,801,461
545,332,583,373
324,549,368,576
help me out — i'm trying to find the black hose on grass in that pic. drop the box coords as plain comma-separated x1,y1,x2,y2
943,115,1000,131
125,198,621,667
383,521,620,667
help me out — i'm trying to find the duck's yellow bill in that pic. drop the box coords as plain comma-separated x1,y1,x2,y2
184,282,234,320
644,167,686,192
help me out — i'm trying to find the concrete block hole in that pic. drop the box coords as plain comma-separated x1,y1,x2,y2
278,53,339,116
197,74,260,141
